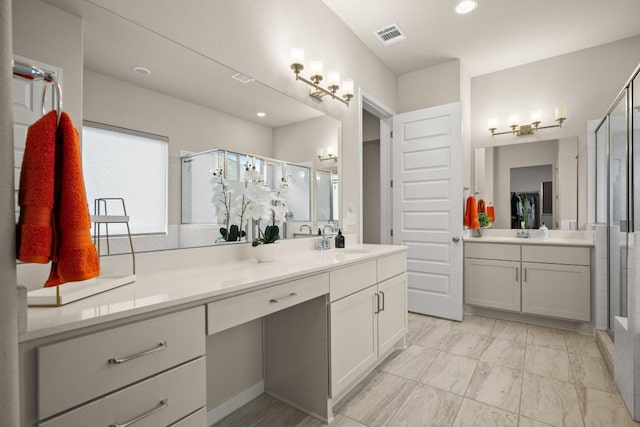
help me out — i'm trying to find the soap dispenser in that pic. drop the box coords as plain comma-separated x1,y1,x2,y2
335,229,345,248
539,223,549,240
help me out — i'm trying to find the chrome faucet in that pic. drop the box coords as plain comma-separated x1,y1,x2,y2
323,224,335,235
299,224,313,235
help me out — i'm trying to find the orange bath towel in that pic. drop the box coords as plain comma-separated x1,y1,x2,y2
45,112,100,287
464,195,480,229
17,110,58,263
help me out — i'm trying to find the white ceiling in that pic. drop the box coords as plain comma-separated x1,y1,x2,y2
322,0,640,77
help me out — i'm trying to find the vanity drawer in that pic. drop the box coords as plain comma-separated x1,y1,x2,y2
40,357,206,427
377,252,407,283
464,242,520,261
207,273,329,335
522,245,590,266
38,307,205,420
330,260,377,302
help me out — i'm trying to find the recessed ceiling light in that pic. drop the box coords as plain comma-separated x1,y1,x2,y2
455,0,477,14
256,112,266,118
131,66,151,76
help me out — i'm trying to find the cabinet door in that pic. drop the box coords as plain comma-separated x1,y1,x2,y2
330,285,378,399
378,273,408,357
464,258,521,312
522,262,590,321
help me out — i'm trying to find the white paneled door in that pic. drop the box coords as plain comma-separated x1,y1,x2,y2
392,102,463,321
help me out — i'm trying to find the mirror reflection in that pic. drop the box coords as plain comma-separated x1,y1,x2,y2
474,137,578,230
31,0,342,253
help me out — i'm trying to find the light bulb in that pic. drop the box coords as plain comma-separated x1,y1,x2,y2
342,78,354,96
310,60,323,78
290,48,305,66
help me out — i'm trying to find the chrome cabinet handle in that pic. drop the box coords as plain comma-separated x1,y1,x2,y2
109,398,168,427
108,342,167,365
380,291,385,312
516,267,519,281
374,293,380,314
269,292,297,303
452,236,460,243
524,268,527,282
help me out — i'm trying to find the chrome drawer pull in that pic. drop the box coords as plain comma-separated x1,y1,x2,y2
269,292,297,303
109,398,168,427
108,341,167,365
380,291,385,312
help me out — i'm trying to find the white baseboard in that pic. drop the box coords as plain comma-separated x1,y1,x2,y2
207,381,264,426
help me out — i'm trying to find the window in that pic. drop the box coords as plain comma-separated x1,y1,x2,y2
82,122,168,235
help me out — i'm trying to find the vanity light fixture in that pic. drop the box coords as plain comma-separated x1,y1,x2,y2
488,107,567,136
290,48,354,106
317,147,338,162
455,0,478,14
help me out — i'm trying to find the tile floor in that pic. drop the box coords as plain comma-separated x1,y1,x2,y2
213,313,639,427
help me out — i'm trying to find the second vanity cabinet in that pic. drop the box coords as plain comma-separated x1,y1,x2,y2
329,253,407,400
464,242,591,322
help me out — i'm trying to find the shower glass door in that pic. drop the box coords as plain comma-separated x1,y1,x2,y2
608,89,629,331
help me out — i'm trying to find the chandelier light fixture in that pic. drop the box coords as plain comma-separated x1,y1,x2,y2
290,48,354,106
488,107,567,136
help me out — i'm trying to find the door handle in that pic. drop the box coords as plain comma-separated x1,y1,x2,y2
516,267,519,281
452,236,460,243
374,293,380,314
380,291,385,312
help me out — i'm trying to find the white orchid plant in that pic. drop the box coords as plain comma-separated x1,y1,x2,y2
211,165,288,244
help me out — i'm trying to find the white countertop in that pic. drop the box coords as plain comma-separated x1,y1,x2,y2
462,228,594,247
23,244,406,342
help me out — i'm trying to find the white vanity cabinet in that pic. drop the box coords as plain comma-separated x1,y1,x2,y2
36,307,206,426
464,242,591,322
521,245,591,321
464,242,521,312
329,252,407,399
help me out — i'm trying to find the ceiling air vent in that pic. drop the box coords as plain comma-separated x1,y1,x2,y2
374,23,407,46
231,72,255,84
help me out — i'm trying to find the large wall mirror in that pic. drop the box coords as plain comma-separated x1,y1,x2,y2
29,0,341,253
474,137,578,230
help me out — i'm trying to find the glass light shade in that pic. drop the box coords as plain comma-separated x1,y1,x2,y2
317,148,324,157
508,114,519,127
326,146,336,157
487,118,498,129
342,78,354,96
290,48,305,65
310,60,323,77
327,70,340,87
555,106,567,120
531,110,542,123
455,0,478,14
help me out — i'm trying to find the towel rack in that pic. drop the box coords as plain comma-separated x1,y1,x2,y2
12,59,63,123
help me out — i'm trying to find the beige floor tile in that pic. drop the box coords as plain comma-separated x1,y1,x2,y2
337,370,416,427
296,414,367,427
212,394,288,427
524,344,573,383
526,325,567,351
518,416,553,427
380,345,438,381
414,324,456,350
452,398,518,427
407,313,432,344
480,337,525,370
491,319,528,343
564,332,603,359
465,361,522,413
570,353,617,393
387,384,462,427
456,314,496,336
520,372,583,427
576,386,640,427
443,330,488,359
420,351,478,395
